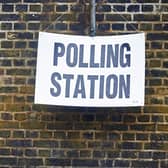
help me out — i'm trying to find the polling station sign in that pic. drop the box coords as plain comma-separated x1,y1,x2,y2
35,32,145,107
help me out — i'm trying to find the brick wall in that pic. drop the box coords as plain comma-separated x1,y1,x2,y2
0,0,168,167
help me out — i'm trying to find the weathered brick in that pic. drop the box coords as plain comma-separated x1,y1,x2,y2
123,115,136,122
1,23,12,30
6,69,31,76
130,124,155,131
21,121,45,129
88,141,113,149
118,142,142,149
150,97,163,105
95,132,106,140
0,60,12,66
122,151,137,159
33,140,58,148
26,131,39,138
98,23,110,31
69,23,85,32
0,131,10,138
56,5,68,12
29,41,38,48
151,42,162,49
20,86,34,94
61,141,86,148
150,70,168,77
145,106,168,113
46,158,71,166
163,61,168,68
43,5,55,12
0,14,20,21
123,133,135,140
109,132,120,140
0,32,5,39
147,33,168,41
80,150,91,157
47,122,73,130
0,0,21,2
96,14,104,22
55,23,68,30
0,158,17,166
72,159,98,167
52,150,65,157
114,160,130,167
0,121,19,129
132,161,159,168
11,148,24,156
108,0,130,3
138,115,150,122
25,0,49,2
11,149,23,156
136,0,159,3
0,95,12,103
152,115,164,122
153,152,166,160
24,14,49,21
163,14,168,21
127,5,139,12
74,123,101,130
14,23,26,30
110,114,122,122
30,5,41,12
149,60,161,67
0,149,10,155
25,149,37,156
0,105,5,111
139,151,152,159
100,160,113,167
158,124,168,131
6,140,32,147
13,77,26,84
106,14,131,21
28,23,40,30
103,124,128,131
142,5,153,12
1,113,13,120
144,142,168,150
0,50,19,57
54,131,66,139
13,130,24,138
67,150,79,157
149,79,162,86
40,131,52,138
93,150,105,158
161,161,168,168
156,51,168,58
113,5,125,12
68,131,80,139
97,5,111,12
112,23,124,30
16,4,28,12
136,133,149,140
2,5,14,12
1,41,13,48
82,114,95,121
13,59,25,66
39,149,51,157
107,151,120,158
18,158,43,166
126,23,138,31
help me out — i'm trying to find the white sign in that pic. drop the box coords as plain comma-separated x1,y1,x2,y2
35,32,145,107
